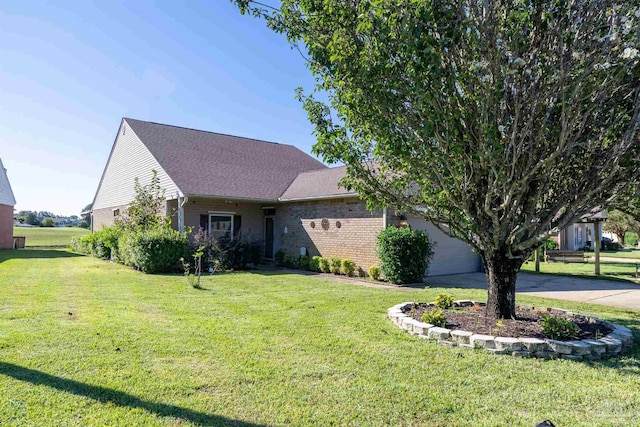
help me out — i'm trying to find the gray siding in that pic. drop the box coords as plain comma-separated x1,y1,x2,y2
0,159,16,206
93,120,180,210
407,216,482,276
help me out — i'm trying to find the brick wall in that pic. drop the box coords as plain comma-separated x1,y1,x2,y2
0,203,13,249
278,197,385,271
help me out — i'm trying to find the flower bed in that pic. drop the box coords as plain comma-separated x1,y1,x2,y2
387,301,634,360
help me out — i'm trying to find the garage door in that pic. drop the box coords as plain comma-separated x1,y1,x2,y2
407,216,482,276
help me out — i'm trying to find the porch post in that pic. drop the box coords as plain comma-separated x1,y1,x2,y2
177,193,185,233
594,220,601,276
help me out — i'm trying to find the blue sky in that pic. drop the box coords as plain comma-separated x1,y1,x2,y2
0,0,321,216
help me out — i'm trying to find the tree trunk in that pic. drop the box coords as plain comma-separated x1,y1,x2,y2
483,253,523,319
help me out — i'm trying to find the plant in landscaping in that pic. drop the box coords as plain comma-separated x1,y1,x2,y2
376,227,434,284
180,245,205,289
299,255,311,271
341,259,356,277
541,316,579,340
119,228,188,273
368,266,381,281
329,257,342,274
41,218,55,227
435,293,454,310
310,256,322,272
235,0,640,319
319,257,331,273
422,308,446,328
274,250,286,267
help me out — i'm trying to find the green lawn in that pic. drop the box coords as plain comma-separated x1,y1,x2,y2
0,249,639,426
598,248,640,259
522,259,640,283
12,227,89,247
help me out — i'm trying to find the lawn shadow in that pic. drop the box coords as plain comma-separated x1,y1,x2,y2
0,362,266,426
0,249,83,263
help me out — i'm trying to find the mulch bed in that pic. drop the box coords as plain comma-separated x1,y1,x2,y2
407,303,612,341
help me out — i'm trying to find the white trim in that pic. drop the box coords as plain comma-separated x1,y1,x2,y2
278,193,358,202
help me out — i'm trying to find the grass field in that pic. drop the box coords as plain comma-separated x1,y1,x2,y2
0,249,638,426
12,227,89,247
598,248,640,259
522,259,640,283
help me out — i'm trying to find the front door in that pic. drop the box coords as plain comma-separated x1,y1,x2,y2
264,216,275,259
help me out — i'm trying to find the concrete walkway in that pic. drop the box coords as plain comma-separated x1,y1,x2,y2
425,272,640,310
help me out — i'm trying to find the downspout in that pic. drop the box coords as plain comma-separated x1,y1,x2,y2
382,207,387,228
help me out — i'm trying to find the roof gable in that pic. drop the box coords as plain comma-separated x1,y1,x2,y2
124,118,327,200
92,120,180,210
0,158,16,206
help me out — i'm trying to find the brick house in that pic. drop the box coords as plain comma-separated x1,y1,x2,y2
91,118,481,277
0,158,16,249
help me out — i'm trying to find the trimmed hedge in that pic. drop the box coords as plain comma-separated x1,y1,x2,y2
119,228,188,273
376,226,434,284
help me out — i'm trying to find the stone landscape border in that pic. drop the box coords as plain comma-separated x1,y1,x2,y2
387,301,634,360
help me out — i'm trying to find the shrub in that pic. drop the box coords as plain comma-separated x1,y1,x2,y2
368,265,381,280
435,293,454,309
119,228,188,273
342,259,356,277
41,218,55,227
625,232,638,247
311,256,322,272
319,257,331,273
299,255,311,270
376,227,434,284
422,308,446,327
274,250,286,267
541,316,579,340
544,239,557,250
329,257,342,274
70,235,92,255
283,255,297,269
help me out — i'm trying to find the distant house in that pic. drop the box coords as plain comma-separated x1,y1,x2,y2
555,211,608,251
0,158,16,249
90,118,482,277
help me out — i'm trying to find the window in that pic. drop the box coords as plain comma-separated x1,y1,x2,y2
210,214,233,240
113,209,120,217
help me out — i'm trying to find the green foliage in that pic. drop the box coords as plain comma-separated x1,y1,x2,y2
319,257,331,273
421,308,447,328
283,255,297,269
119,228,188,273
311,255,322,272
544,239,557,251
41,218,55,227
541,316,579,341
299,255,311,271
603,209,636,246
435,293,454,310
70,226,121,260
235,0,640,318
368,265,381,281
275,250,286,267
116,170,170,232
329,257,342,274
376,227,434,284
78,220,90,229
626,232,639,247
341,259,356,277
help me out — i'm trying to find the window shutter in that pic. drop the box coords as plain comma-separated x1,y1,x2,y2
200,214,208,232
234,215,242,237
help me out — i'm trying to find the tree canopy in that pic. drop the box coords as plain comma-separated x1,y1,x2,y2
235,0,640,317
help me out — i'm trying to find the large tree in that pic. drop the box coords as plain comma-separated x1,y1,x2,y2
603,209,634,245
235,0,640,318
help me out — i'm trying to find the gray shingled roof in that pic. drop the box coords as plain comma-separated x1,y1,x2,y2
125,118,327,200
279,165,356,200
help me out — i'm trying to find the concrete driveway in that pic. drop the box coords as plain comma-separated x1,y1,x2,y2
425,272,640,310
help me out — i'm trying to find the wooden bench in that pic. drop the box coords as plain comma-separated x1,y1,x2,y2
545,250,587,263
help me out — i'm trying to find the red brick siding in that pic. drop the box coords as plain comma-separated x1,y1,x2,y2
0,203,14,249
278,198,384,271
